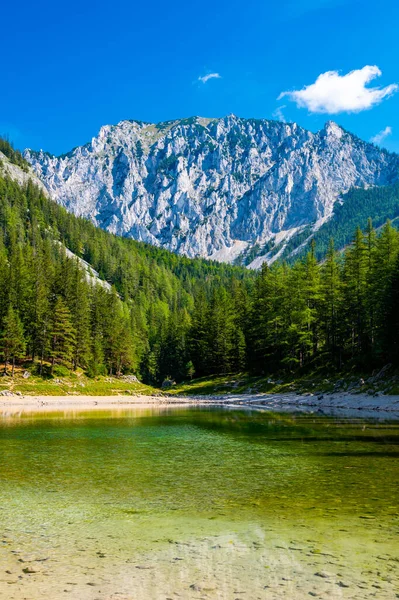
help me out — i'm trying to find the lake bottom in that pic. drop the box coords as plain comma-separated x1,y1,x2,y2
0,407,398,599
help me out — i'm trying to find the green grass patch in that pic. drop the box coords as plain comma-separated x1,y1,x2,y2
14,377,158,396
170,368,399,397
0,365,159,396
171,373,285,396
2,364,399,398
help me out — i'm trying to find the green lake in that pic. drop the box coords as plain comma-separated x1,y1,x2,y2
0,406,398,599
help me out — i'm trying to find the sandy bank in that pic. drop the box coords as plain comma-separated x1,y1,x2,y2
0,394,209,415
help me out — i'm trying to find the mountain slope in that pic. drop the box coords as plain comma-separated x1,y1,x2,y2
282,183,399,262
25,116,399,263
0,138,48,195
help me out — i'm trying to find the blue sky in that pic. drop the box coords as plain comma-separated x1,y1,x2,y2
2,0,399,155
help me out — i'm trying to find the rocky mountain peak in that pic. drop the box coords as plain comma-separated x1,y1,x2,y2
24,115,399,266
322,120,344,138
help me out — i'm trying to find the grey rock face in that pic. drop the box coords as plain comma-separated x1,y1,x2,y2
24,116,399,262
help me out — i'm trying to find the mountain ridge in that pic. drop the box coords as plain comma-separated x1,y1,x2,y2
24,115,399,265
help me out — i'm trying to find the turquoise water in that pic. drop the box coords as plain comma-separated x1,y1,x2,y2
0,407,398,599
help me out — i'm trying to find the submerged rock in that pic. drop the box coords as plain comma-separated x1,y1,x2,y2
314,570,334,578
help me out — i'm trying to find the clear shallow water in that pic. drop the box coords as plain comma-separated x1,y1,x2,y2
0,406,398,599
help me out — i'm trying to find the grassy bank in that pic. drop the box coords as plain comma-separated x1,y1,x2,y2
170,367,399,397
0,366,158,396
1,365,398,397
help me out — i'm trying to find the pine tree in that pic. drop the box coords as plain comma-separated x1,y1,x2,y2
0,306,26,376
320,239,342,367
283,261,311,369
207,287,235,374
30,243,53,372
303,240,322,358
101,292,134,375
372,221,399,358
342,227,368,360
110,315,135,375
185,360,195,380
49,298,76,373
248,264,270,372
0,234,10,323
87,286,107,377
141,347,160,385
231,327,246,372
159,309,189,382
188,288,210,377
382,252,399,364
364,218,377,355
231,278,249,371
248,263,287,373
69,262,92,370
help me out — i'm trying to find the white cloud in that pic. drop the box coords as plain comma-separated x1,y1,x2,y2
370,126,392,145
279,66,398,114
272,106,286,123
198,72,221,84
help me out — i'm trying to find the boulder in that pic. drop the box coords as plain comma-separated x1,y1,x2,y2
161,379,176,389
120,374,140,383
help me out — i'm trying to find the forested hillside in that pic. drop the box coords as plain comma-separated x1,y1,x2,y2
0,173,252,383
1,168,399,385
279,183,399,262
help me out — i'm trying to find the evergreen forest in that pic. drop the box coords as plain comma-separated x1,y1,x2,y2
2,160,399,384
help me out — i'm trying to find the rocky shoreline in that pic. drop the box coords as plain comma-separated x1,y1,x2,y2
220,391,399,418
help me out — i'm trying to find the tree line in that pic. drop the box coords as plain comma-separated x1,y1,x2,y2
1,171,399,383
